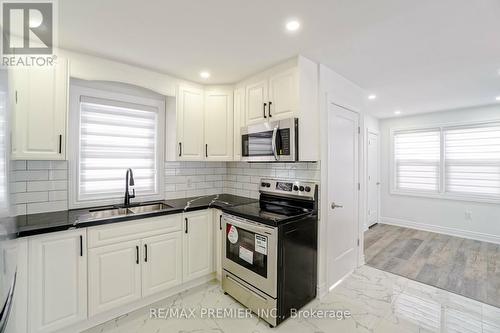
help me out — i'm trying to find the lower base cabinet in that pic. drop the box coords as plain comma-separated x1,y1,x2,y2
142,232,183,297
29,229,87,333
25,210,215,332
183,210,214,282
88,240,142,317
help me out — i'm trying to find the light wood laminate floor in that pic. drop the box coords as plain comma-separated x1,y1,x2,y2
365,223,500,308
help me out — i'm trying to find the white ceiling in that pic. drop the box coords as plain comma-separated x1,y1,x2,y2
59,0,500,118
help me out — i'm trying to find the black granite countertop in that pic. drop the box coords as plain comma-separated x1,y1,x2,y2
0,194,258,239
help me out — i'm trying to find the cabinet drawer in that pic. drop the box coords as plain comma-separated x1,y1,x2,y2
88,214,182,248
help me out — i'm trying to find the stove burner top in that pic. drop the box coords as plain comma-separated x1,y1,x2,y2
222,201,313,226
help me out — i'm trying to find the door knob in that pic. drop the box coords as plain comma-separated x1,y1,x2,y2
331,202,343,210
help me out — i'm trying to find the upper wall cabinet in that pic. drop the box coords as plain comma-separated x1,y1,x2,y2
10,58,69,160
176,85,205,160
240,56,319,161
245,79,268,125
204,89,233,161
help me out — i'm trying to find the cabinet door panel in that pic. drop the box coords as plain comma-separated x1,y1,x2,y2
142,232,182,296
88,240,141,316
177,86,204,160
11,58,68,160
204,90,233,161
29,229,87,333
268,68,297,120
183,210,213,282
245,80,268,125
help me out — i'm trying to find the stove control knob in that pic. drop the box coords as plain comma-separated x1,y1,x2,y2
266,183,271,187
299,186,305,192
293,185,299,191
261,182,267,187
305,186,311,192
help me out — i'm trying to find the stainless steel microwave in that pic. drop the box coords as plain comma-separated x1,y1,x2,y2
241,118,298,162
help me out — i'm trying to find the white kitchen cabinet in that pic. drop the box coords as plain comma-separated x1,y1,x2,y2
239,56,319,161
10,58,68,160
177,85,205,160
141,232,183,297
245,80,268,125
268,68,297,120
213,209,223,281
183,210,214,282
88,240,142,316
233,87,245,160
204,89,233,161
29,229,87,333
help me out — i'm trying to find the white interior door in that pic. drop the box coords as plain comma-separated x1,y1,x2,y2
327,104,359,288
367,132,379,228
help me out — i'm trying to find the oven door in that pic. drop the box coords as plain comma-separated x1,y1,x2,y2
241,118,297,162
222,214,277,297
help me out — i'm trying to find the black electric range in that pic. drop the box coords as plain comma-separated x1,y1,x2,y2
221,178,318,327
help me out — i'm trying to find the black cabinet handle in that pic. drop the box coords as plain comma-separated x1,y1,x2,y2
179,142,182,157
219,215,222,230
205,144,208,158
135,246,139,264
185,217,188,233
268,101,272,117
144,244,148,262
58,135,62,154
263,103,267,118
79,235,83,257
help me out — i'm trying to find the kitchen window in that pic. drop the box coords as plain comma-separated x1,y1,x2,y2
69,81,165,208
392,122,500,203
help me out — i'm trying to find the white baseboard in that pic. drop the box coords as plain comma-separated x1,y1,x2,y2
380,216,500,245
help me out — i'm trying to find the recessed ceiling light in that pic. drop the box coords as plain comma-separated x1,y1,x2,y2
496,96,500,101
199,71,210,79
394,110,401,115
286,20,300,32
368,94,377,100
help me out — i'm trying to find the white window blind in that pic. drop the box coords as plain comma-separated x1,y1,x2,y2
394,130,441,192
444,124,500,199
78,96,159,201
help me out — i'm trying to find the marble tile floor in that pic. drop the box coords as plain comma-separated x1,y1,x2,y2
83,265,500,333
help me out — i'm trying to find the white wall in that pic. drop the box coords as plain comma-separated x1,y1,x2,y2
379,105,500,244
318,64,369,296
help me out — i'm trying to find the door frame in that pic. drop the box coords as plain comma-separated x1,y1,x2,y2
319,95,364,295
365,129,380,230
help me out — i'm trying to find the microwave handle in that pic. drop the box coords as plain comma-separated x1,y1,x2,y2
271,126,278,161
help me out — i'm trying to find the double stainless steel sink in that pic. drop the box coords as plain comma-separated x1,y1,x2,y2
82,202,173,222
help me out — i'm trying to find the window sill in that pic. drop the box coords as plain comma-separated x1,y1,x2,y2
389,189,500,205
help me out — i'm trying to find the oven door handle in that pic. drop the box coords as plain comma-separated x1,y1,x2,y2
271,126,279,161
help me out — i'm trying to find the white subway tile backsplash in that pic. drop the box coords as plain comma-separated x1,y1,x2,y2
12,170,48,181
10,160,69,215
27,200,68,214
14,191,49,204
49,190,67,201
11,159,319,216
28,160,67,170
27,180,67,192
48,170,68,180
10,182,26,193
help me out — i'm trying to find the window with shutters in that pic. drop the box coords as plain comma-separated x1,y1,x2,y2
69,82,165,208
391,122,500,203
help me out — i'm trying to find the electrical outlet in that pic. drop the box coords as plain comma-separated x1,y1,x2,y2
465,210,472,221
